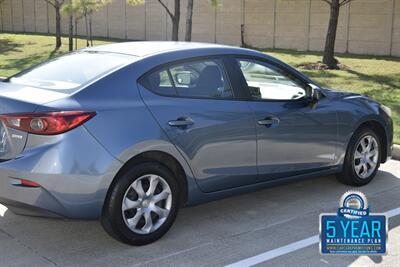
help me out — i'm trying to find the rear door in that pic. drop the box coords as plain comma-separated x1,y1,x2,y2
138,57,257,192
230,57,338,179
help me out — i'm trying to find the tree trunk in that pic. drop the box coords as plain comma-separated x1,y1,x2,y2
55,4,62,49
89,14,93,46
171,0,180,41
0,5,4,32
74,19,78,50
84,12,89,47
68,14,73,51
185,0,193,41
322,0,340,69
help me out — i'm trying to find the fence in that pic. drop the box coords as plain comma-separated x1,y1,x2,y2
0,0,399,56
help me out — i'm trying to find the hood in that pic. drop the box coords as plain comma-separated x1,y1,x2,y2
322,87,373,101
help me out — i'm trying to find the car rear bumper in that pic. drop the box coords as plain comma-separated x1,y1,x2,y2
0,127,122,219
0,197,64,218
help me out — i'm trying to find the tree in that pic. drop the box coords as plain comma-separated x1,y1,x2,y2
128,0,181,41
61,0,75,51
0,0,5,32
44,0,65,49
63,0,110,48
322,0,354,69
185,0,193,41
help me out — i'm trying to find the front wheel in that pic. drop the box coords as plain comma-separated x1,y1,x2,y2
336,127,381,186
101,162,180,245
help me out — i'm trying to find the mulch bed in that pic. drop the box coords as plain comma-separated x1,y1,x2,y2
297,62,350,70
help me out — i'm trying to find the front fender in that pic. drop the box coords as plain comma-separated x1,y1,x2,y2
335,95,392,165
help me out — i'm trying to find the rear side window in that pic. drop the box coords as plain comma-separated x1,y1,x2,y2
10,51,135,93
140,59,233,99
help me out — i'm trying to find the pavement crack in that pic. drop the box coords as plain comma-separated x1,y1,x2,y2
131,241,215,267
0,228,15,239
0,227,60,266
41,255,60,267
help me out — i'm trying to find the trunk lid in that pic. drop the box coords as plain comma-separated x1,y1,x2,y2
0,82,69,160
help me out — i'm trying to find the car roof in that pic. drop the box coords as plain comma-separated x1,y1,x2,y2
84,41,244,57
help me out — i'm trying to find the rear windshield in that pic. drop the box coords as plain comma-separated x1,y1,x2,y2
9,51,135,92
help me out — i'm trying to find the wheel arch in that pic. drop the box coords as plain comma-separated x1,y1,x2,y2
353,119,388,163
104,151,189,211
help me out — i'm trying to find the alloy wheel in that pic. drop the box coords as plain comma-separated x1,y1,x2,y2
353,135,379,179
122,174,172,234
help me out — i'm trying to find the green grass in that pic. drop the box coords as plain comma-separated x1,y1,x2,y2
0,33,113,77
0,33,399,143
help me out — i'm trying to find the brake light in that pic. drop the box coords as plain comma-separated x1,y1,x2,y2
20,179,41,187
0,111,96,135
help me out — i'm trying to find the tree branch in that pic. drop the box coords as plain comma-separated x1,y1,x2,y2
44,0,65,8
44,0,56,8
339,0,354,7
157,0,174,20
321,0,332,6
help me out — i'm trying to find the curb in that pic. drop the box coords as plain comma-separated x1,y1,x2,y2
392,144,400,161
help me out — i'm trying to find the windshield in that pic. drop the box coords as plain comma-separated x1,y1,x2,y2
9,51,135,92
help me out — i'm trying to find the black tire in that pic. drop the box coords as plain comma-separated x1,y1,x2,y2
336,127,381,186
101,162,180,246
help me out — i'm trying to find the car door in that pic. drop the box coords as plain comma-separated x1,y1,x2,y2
231,57,338,180
137,57,257,192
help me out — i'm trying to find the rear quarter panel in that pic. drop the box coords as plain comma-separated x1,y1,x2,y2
44,62,201,207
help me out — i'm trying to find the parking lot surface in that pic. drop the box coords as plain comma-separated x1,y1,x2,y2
1,160,400,267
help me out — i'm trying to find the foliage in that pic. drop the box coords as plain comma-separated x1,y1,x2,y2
127,0,144,5
62,0,110,17
209,0,221,8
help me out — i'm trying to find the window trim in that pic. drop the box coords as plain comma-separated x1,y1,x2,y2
138,56,240,101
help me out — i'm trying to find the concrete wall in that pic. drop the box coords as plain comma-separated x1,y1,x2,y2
0,0,399,56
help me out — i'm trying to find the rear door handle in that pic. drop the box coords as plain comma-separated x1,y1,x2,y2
168,117,194,127
257,117,280,127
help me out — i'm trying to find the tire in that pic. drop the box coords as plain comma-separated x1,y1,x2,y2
101,162,180,246
336,127,381,186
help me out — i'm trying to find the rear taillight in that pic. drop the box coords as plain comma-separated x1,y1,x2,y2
0,111,96,135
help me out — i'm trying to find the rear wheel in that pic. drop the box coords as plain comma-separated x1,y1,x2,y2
336,127,381,186
101,162,179,245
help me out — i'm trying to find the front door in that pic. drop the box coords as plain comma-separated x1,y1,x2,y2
138,57,257,192
233,57,338,179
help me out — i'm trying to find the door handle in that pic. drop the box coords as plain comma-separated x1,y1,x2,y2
257,117,280,127
168,117,194,127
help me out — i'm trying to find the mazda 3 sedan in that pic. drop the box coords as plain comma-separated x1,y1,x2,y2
0,42,393,245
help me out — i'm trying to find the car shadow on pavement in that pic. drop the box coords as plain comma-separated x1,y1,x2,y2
1,166,400,267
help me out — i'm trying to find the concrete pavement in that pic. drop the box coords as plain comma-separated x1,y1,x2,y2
1,160,400,267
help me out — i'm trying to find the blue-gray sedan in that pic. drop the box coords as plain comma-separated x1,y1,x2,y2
0,42,393,245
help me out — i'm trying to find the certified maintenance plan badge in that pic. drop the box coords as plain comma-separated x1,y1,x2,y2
320,191,387,255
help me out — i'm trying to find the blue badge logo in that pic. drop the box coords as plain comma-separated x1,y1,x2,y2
320,191,387,255
338,191,369,219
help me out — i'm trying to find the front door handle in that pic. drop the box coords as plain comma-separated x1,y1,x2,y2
257,117,280,127
168,117,194,127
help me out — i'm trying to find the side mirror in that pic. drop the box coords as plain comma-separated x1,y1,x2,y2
305,83,320,102
175,72,191,86
305,83,321,108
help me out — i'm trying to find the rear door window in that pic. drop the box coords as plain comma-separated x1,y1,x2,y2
140,58,234,99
